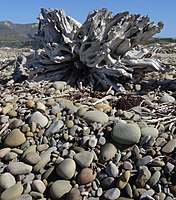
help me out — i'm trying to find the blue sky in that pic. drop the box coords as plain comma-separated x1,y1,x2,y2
0,0,176,37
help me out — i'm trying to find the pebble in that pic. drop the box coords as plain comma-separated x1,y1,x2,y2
0,183,23,200
6,162,32,175
51,102,60,114
33,147,56,172
148,170,161,188
74,151,94,168
123,111,133,119
51,81,67,90
24,152,41,165
125,183,133,198
50,180,72,199
111,122,141,145
94,103,112,112
29,111,48,128
9,119,22,129
15,194,33,200
136,166,151,187
164,162,175,174
123,161,133,170
37,144,49,152
161,139,176,153
0,172,16,191
170,185,176,196
45,119,64,137
159,94,175,103
0,115,9,124
98,136,106,145
4,152,18,161
116,170,131,189
66,187,82,200
104,188,121,200
141,127,159,138
21,144,36,159
105,161,119,178
4,128,26,147
78,168,96,184
99,143,117,162
31,180,46,193
2,103,13,115
83,110,109,124
136,155,153,167
36,101,46,112
140,189,155,199
77,107,86,117
26,100,35,108
101,177,115,190
88,135,98,148
0,148,11,158
56,158,76,179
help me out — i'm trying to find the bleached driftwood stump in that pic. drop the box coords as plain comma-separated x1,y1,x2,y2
27,8,167,92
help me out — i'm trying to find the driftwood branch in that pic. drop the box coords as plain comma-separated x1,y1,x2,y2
23,8,170,92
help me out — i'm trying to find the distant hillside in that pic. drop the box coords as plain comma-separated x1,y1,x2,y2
0,20,175,48
0,21,38,47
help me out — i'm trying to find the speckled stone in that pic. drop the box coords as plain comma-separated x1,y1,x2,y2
170,185,176,196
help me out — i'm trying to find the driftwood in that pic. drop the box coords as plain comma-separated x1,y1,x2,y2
25,8,170,92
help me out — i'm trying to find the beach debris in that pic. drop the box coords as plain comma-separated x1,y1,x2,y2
24,8,169,92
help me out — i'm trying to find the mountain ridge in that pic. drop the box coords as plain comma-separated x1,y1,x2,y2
0,20,38,47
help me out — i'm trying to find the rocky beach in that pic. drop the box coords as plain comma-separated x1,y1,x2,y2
1,7,176,200
0,63,176,199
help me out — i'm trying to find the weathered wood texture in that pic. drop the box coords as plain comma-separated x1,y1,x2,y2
27,8,168,92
